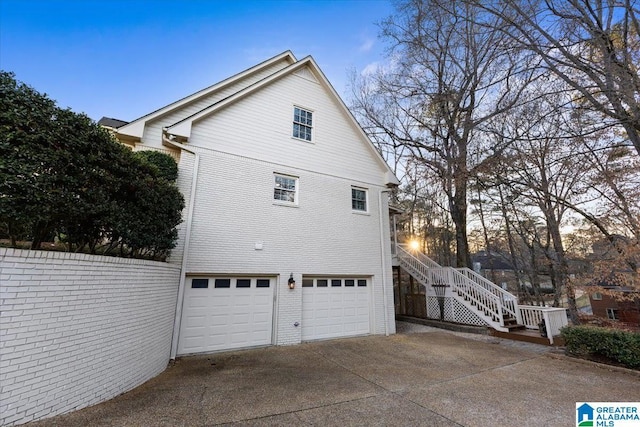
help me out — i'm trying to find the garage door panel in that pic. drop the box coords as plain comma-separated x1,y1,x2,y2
302,277,370,341
253,312,271,323
186,297,210,308
231,332,249,343
178,277,275,355
343,307,356,316
232,313,250,325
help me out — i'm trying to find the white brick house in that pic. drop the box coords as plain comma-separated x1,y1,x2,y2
114,51,399,357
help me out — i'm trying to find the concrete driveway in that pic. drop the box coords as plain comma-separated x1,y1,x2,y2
27,322,639,427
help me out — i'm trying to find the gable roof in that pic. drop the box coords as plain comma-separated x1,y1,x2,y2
164,57,317,138
98,117,129,129
116,51,399,186
117,51,297,139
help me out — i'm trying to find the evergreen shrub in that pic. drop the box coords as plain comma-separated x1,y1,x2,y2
561,325,640,370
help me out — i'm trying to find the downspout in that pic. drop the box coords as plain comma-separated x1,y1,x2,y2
163,131,200,360
379,188,392,336
393,214,398,253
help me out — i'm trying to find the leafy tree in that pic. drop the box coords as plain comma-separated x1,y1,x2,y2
109,154,184,259
134,150,179,181
0,71,184,260
1,71,76,247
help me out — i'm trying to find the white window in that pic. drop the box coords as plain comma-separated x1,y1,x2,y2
352,187,367,212
274,174,298,204
293,107,312,141
606,308,619,320
592,292,602,301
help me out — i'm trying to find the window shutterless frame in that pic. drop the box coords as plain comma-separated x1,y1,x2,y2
273,173,298,205
351,187,368,212
292,106,313,141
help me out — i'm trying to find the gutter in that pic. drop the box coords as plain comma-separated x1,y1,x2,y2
162,131,200,360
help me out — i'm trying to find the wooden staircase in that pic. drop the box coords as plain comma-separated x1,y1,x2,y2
397,245,526,333
503,314,525,332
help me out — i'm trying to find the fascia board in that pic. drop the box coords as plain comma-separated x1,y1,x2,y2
165,58,313,137
116,50,297,139
303,56,401,186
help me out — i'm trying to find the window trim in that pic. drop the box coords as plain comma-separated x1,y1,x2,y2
592,292,602,301
292,106,313,142
214,278,231,288
191,278,209,289
273,173,299,205
300,277,370,288
351,187,368,213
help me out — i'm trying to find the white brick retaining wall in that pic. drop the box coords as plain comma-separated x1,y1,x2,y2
0,248,181,426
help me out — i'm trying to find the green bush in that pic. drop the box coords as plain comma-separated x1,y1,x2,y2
0,71,184,260
134,150,179,181
561,325,640,369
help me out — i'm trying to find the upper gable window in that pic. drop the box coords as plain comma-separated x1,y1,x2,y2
293,107,313,141
352,187,368,212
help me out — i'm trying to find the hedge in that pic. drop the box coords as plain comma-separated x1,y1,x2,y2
560,325,640,370
0,71,184,260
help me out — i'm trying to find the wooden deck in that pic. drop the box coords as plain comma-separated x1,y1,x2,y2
490,328,565,346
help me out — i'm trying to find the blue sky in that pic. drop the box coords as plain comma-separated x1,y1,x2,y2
0,0,394,122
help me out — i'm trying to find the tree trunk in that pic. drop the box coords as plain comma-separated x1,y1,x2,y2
450,184,471,268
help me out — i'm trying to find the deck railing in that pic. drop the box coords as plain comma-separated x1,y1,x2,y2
519,305,569,345
396,245,505,329
455,268,521,323
396,244,570,344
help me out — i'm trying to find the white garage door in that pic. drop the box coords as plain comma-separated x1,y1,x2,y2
178,277,274,355
301,277,370,341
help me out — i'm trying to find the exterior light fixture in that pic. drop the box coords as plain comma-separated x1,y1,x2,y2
288,273,296,289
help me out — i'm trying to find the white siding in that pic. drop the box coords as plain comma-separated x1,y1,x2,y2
134,58,396,347
183,148,394,342
139,59,292,150
188,68,388,186
167,151,196,266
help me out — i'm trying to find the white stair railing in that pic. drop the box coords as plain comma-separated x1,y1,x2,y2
455,268,521,323
397,245,508,330
519,306,569,345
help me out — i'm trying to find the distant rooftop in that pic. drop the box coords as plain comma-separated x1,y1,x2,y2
471,250,514,270
98,117,129,129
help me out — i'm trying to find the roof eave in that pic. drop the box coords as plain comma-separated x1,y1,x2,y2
116,50,298,139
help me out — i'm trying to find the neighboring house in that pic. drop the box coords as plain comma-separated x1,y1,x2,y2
589,286,640,327
97,116,129,130
471,250,560,297
109,51,400,357
471,250,517,291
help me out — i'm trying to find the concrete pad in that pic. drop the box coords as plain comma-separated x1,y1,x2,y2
308,333,540,391
293,393,460,427
403,355,640,427
195,346,382,424
25,323,639,427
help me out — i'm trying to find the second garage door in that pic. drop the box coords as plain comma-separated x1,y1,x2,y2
301,277,370,341
178,276,274,355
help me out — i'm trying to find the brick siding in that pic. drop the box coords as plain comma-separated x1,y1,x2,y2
0,248,181,426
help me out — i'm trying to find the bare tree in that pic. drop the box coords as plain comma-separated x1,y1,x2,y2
477,0,640,157
351,0,536,267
